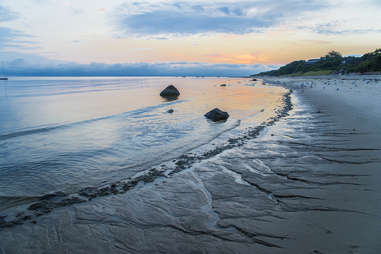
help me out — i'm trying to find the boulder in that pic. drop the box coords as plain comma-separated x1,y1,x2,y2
160,85,180,99
204,108,229,122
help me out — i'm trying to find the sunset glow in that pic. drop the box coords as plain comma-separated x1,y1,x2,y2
1,0,381,75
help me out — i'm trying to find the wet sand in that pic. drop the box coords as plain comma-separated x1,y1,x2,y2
261,76,381,253
1,76,381,253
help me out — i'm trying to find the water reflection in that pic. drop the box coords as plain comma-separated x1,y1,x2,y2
0,77,286,198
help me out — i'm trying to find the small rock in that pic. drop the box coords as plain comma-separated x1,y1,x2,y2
252,78,257,81
79,187,98,198
28,202,45,211
56,197,86,207
204,108,229,122
28,202,53,214
99,187,110,196
22,215,32,221
41,191,66,200
220,84,227,87
160,85,180,99
16,212,25,218
167,109,174,113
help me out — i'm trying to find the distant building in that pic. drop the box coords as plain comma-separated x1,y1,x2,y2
306,59,320,64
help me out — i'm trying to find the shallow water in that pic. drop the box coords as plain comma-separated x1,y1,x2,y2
0,77,286,200
1,78,380,253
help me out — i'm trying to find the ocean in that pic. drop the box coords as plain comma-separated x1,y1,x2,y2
0,77,287,207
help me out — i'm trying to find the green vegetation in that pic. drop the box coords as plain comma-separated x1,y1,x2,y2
255,49,381,76
286,70,334,77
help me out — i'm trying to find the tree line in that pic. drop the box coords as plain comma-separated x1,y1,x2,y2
255,49,381,76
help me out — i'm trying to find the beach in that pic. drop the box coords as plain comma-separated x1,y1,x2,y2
0,76,381,253
261,76,381,253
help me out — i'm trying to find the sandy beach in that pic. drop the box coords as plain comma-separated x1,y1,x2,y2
0,76,380,253
2,0,381,253
261,75,381,253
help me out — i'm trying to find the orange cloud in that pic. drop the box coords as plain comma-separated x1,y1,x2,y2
206,53,271,64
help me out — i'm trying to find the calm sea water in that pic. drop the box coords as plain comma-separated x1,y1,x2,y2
0,77,286,199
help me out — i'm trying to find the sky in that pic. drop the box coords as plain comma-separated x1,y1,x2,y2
0,0,381,76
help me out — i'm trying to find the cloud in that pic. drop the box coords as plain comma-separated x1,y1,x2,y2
365,0,381,7
0,4,17,22
0,28,35,50
114,0,325,35
0,27,19,48
302,22,381,35
0,4,33,49
0,52,277,76
0,51,68,66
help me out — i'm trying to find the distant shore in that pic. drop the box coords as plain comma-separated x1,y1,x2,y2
256,73,381,79
255,49,381,77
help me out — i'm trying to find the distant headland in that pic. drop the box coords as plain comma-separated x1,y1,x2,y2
254,49,381,77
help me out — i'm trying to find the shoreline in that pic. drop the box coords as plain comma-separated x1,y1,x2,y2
262,76,381,253
1,76,380,253
256,73,381,80
0,85,293,230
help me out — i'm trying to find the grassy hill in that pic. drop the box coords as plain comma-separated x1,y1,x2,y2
254,49,381,77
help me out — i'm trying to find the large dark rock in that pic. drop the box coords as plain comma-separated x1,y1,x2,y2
160,85,180,99
204,108,229,122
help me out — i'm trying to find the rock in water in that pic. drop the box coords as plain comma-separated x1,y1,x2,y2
160,85,180,99
204,108,229,122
